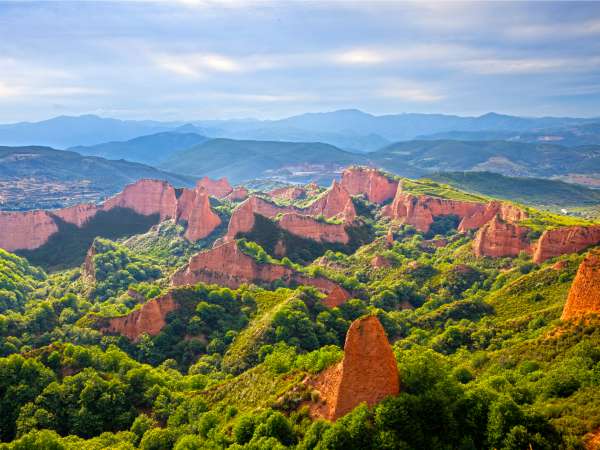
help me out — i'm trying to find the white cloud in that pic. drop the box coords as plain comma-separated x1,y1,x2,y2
154,52,241,78
0,82,20,98
335,49,386,65
377,81,444,102
458,56,600,75
506,19,600,40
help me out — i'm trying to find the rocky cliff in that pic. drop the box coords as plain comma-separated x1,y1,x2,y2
224,183,356,244
341,166,398,203
0,210,58,252
0,178,222,252
309,315,399,420
196,176,233,198
269,186,307,201
278,213,349,244
473,216,531,258
172,241,349,304
176,187,221,241
533,226,600,264
99,292,177,341
305,180,357,221
561,249,600,320
225,186,248,202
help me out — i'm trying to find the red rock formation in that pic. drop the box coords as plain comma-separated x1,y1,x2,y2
341,166,398,203
224,197,296,242
458,201,527,232
0,179,223,252
54,203,99,227
82,244,97,281
561,249,600,320
225,186,248,202
322,285,351,308
176,188,221,241
371,255,391,268
0,210,58,252
305,180,356,221
269,186,307,201
102,179,178,220
278,213,349,244
196,176,233,198
310,316,399,420
172,241,347,304
473,216,531,257
386,191,482,232
533,225,600,264
99,292,177,341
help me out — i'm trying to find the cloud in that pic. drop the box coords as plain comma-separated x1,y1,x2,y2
377,81,444,102
458,56,600,75
335,49,386,65
153,52,242,78
0,81,20,98
506,19,600,40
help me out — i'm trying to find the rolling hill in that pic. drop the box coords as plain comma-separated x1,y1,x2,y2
0,146,194,210
370,139,600,179
159,138,371,183
69,131,208,165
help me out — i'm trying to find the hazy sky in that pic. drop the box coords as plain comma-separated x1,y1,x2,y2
0,1,599,122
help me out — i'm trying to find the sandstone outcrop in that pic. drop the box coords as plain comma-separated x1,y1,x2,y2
224,182,356,244
533,225,600,264
309,315,399,420
278,213,349,244
269,186,307,201
102,179,178,220
341,166,398,203
172,241,349,304
177,187,221,241
305,180,356,221
225,186,248,202
561,249,600,320
384,183,527,234
371,255,391,268
0,210,58,252
0,179,223,252
99,292,177,341
196,176,233,198
473,216,531,258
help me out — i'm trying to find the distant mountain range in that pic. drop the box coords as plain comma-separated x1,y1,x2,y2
70,131,209,165
2,110,599,152
0,146,193,210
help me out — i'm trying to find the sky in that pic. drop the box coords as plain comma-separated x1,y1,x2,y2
0,1,599,122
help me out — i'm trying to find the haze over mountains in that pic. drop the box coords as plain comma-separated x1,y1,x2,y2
2,109,599,151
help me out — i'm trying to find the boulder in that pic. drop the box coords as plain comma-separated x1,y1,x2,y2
561,249,600,320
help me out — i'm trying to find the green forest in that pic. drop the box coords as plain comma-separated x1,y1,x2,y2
1,173,600,450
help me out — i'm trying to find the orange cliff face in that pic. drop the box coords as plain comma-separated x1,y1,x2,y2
278,213,350,244
309,315,399,420
0,210,58,252
177,187,221,241
0,179,224,252
224,183,356,244
196,176,233,198
269,186,307,201
102,179,178,220
562,249,600,320
458,201,527,232
533,225,600,264
99,292,177,341
473,216,531,258
305,180,356,221
225,186,248,202
341,166,398,204
171,241,349,303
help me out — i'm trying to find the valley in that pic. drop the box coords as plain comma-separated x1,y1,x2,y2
1,166,600,449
